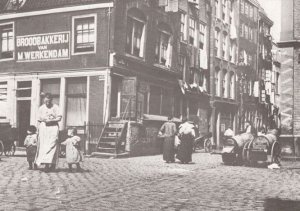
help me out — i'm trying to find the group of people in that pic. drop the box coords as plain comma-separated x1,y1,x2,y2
24,93,83,173
158,116,197,164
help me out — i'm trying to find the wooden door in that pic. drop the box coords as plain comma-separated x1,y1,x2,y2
120,77,137,120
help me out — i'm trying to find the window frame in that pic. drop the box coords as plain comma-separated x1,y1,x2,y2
0,22,15,61
180,12,187,42
125,14,146,58
72,14,97,55
199,23,206,50
155,29,172,67
189,17,196,46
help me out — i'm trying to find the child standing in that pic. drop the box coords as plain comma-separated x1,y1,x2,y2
61,128,82,172
24,125,38,170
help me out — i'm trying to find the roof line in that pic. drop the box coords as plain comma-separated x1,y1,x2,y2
0,2,113,20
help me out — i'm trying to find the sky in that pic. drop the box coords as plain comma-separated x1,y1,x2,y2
257,0,282,41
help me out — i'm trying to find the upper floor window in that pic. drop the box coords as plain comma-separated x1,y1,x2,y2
72,15,96,54
215,0,220,19
0,23,14,60
244,25,248,39
199,23,206,50
253,7,257,21
240,0,244,14
215,28,220,57
155,23,172,67
229,40,236,63
240,24,244,37
126,8,146,58
222,0,227,21
180,13,187,41
179,54,186,74
189,18,196,46
0,82,8,119
249,5,253,18
222,32,227,59
222,70,228,98
245,2,249,16
215,67,221,96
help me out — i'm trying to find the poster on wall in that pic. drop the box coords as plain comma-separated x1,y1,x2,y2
16,31,70,62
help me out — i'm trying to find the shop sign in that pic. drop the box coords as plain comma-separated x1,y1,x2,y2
16,31,70,62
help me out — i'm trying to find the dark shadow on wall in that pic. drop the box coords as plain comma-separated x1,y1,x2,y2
264,198,300,211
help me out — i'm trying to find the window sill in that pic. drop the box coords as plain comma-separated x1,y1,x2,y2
0,57,14,62
72,50,96,56
125,53,145,62
153,63,171,70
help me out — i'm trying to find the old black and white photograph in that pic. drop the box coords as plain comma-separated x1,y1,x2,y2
0,0,299,210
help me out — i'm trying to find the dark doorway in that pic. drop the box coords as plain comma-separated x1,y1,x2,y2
110,76,122,118
17,100,31,146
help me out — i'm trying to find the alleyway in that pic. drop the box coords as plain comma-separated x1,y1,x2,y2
1,153,300,210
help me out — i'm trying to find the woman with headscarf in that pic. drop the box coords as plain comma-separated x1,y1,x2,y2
176,119,196,164
35,93,62,172
158,116,177,163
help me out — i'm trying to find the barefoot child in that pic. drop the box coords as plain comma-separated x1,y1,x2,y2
24,125,38,170
61,128,82,172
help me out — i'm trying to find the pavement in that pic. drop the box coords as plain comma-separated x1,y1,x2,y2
1,151,300,210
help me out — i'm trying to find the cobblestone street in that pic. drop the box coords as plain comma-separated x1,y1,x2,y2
1,152,300,210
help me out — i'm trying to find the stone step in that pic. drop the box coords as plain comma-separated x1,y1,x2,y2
91,151,130,159
98,147,117,154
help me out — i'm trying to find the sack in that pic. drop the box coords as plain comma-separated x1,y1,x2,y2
157,131,164,138
174,135,181,147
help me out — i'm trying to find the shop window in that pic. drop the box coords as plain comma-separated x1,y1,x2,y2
40,79,61,106
161,89,172,116
155,23,172,67
149,85,161,115
180,13,187,41
0,82,8,119
125,9,146,58
0,23,14,60
66,77,87,126
73,15,96,54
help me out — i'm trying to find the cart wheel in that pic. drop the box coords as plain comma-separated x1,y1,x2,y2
271,141,281,164
242,142,250,165
247,140,257,166
0,140,3,156
4,143,16,156
204,138,212,152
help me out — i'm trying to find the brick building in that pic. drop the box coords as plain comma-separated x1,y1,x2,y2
0,0,214,156
210,0,239,148
277,0,300,157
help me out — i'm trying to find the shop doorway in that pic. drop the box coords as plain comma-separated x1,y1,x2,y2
17,100,31,146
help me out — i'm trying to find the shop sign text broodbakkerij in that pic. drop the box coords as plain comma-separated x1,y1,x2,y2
16,31,70,62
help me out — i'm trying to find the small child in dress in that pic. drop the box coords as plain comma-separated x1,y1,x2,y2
61,128,82,172
24,125,38,170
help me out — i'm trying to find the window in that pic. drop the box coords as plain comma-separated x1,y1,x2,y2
161,89,172,116
0,82,8,119
215,0,220,18
249,5,253,18
199,23,206,50
229,73,235,99
180,13,187,41
41,79,61,106
222,70,228,97
179,55,186,73
189,18,196,46
245,2,248,16
148,85,173,116
215,67,220,96
189,68,195,84
222,32,227,59
244,25,248,39
73,15,96,54
240,24,244,37
66,77,87,126
253,7,257,21
0,23,14,60
126,10,146,58
229,40,236,63
249,27,253,41
222,0,226,21
17,81,31,98
240,0,244,14
155,24,172,67
215,28,220,57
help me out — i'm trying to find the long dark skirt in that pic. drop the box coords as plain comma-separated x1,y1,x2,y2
163,137,175,162
26,146,37,162
176,135,193,163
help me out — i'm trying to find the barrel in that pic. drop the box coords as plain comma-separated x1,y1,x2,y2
227,133,254,149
